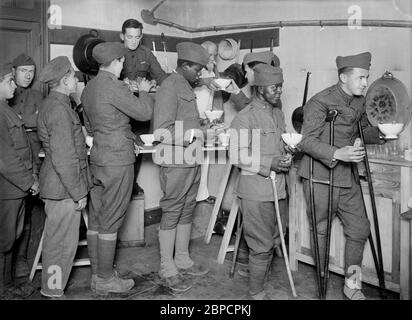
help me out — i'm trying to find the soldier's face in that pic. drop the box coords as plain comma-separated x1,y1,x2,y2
14,65,35,88
260,83,282,106
340,68,369,96
0,73,17,100
121,28,143,51
182,63,203,86
64,68,79,94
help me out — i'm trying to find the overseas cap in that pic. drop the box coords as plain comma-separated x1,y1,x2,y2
93,42,128,65
336,52,371,70
254,64,283,86
38,56,71,84
176,42,209,67
12,53,36,67
0,63,13,78
243,51,280,67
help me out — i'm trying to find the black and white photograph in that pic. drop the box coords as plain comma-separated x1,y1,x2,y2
0,0,411,308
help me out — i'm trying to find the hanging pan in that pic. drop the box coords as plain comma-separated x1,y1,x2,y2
365,71,411,130
73,29,105,76
291,71,311,133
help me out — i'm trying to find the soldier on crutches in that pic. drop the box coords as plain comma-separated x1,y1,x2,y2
297,52,386,300
229,64,292,299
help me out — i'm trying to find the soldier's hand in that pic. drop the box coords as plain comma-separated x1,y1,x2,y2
270,155,292,173
137,78,153,92
30,179,39,196
75,197,87,211
284,144,298,155
333,146,365,163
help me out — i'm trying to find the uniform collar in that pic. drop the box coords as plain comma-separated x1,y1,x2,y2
0,99,9,108
173,71,192,90
98,70,118,81
336,83,354,104
252,97,274,113
48,90,71,106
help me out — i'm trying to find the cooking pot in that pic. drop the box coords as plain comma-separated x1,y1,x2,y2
365,71,411,131
73,30,105,76
291,72,311,133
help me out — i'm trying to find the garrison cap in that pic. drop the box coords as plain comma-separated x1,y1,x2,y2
176,42,209,67
254,64,283,86
336,52,371,70
92,42,128,65
38,56,72,84
243,51,280,67
0,63,13,78
12,53,36,68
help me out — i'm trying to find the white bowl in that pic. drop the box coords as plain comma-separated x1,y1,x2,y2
205,110,224,121
281,133,303,148
378,123,403,139
140,134,155,146
214,78,231,90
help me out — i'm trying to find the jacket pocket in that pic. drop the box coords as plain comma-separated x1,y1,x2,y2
8,121,29,150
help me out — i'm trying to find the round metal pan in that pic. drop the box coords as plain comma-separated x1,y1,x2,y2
365,71,411,131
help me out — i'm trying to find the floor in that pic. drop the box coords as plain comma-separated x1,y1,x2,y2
21,216,398,301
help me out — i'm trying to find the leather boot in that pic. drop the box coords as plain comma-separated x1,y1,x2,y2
95,233,134,295
175,223,208,276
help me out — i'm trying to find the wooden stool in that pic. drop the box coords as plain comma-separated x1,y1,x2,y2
29,209,90,282
216,196,241,264
204,163,233,244
117,194,145,247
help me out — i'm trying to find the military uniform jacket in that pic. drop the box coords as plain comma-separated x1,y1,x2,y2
230,98,287,201
0,100,34,199
37,91,91,201
81,70,153,166
121,44,167,85
153,72,204,168
297,84,381,188
9,86,43,130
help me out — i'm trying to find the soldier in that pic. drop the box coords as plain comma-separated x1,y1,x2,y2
120,18,167,85
119,18,168,196
229,64,291,300
153,42,211,292
228,51,281,111
0,63,39,299
9,53,43,279
81,42,153,296
297,52,384,300
35,56,91,298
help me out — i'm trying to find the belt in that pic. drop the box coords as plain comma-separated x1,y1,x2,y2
25,128,36,132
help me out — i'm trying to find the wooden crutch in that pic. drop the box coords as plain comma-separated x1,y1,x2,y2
270,171,298,298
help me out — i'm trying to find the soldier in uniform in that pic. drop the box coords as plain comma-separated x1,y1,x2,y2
153,42,211,292
228,51,281,111
81,42,153,296
9,53,43,279
229,64,291,300
36,56,91,298
0,63,39,299
120,18,168,196
297,52,384,300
